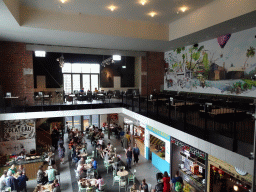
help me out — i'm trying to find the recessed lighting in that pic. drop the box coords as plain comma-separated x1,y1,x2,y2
108,5,117,11
180,6,188,12
149,11,157,17
35,51,46,57
140,0,147,5
233,185,238,191
122,66,126,69
113,55,121,61
60,0,67,3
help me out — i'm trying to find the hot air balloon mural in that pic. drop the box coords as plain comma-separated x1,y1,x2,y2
217,34,231,57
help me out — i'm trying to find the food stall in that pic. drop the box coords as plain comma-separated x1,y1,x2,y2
134,126,145,156
171,138,207,192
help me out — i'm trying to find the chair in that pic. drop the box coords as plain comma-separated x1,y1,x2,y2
127,174,136,184
113,173,120,186
80,188,87,192
104,162,112,173
96,183,106,191
86,188,93,192
119,179,127,192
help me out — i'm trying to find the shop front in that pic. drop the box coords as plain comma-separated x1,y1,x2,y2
208,155,252,192
134,125,145,160
144,125,170,174
171,137,207,192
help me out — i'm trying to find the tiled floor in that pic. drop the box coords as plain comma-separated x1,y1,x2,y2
27,132,160,192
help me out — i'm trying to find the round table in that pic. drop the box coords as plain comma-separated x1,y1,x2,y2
83,163,92,169
80,153,88,157
117,170,129,177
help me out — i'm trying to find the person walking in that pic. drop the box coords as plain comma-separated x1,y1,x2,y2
126,147,133,169
45,166,58,184
58,143,65,164
132,143,140,165
162,171,171,192
171,171,183,192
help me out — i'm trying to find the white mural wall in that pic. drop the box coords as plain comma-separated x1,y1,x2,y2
0,120,36,155
164,27,256,97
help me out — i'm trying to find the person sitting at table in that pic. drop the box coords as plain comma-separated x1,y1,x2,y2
72,148,81,163
52,179,61,192
91,158,97,170
96,175,104,191
79,166,87,179
78,157,85,166
69,139,74,150
18,165,26,175
139,179,149,192
103,151,110,162
17,171,28,192
6,171,18,191
37,165,47,185
45,166,58,184
97,145,104,158
80,87,85,94
77,160,84,173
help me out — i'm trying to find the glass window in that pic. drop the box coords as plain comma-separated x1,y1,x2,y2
72,64,82,73
91,74,99,90
72,74,80,93
65,116,73,128
62,63,72,73
73,116,81,130
63,74,72,94
81,65,91,73
92,115,99,127
90,64,100,73
83,74,90,91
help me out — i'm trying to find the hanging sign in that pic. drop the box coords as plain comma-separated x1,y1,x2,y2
146,125,170,141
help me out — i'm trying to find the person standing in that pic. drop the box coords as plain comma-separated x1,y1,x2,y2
171,171,183,192
17,171,28,192
162,171,171,192
58,143,65,164
126,147,133,169
132,143,140,165
0,170,7,190
5,171,18,191
46,166,58,184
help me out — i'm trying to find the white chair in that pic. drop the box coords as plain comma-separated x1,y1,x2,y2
80,188,87,192
96,183,106,192
119,179,127,192
127,174,136,184
113,174,120,186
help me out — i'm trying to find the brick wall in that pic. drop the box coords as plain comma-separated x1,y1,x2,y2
141,52,166,96
0,41,34,105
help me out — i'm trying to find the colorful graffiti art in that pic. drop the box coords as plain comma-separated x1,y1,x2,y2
164,27,256,97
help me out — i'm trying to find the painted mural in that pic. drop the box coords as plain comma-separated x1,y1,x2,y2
164,27,256,97
0,120,36,155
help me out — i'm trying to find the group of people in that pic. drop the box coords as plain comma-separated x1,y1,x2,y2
0,165,28,192
125,143,140,169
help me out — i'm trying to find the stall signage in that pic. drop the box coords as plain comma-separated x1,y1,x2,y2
171,138,206,160
146,125,170,141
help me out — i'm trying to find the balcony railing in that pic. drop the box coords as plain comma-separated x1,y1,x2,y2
1,92,255,157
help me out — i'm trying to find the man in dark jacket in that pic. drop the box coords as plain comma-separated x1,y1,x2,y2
6,171,18,191
17,171,28,192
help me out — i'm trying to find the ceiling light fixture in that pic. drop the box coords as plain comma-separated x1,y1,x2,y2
108,5,116,11
149,11,157,17
101,57,115,67
180,6,188,12
113,55,121,61
35,51,46,57
60,0,67,3
57,54,65,68
140,0,147,5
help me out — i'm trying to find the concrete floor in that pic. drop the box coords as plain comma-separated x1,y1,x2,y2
27,132,160,192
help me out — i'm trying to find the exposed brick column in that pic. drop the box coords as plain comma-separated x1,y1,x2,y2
0,41,34,105
141,52,166,96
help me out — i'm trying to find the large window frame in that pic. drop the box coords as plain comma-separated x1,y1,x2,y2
62,63,100,94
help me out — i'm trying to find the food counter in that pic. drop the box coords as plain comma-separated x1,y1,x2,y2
0,156,47,180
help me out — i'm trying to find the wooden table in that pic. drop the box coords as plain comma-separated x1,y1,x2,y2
80,153,88,157
79,178,97,186
4,96,19,107
40,184,52,192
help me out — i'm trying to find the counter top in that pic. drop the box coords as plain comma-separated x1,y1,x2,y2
5,157,45,166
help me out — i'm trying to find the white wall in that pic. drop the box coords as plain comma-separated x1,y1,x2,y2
122,108,254,176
